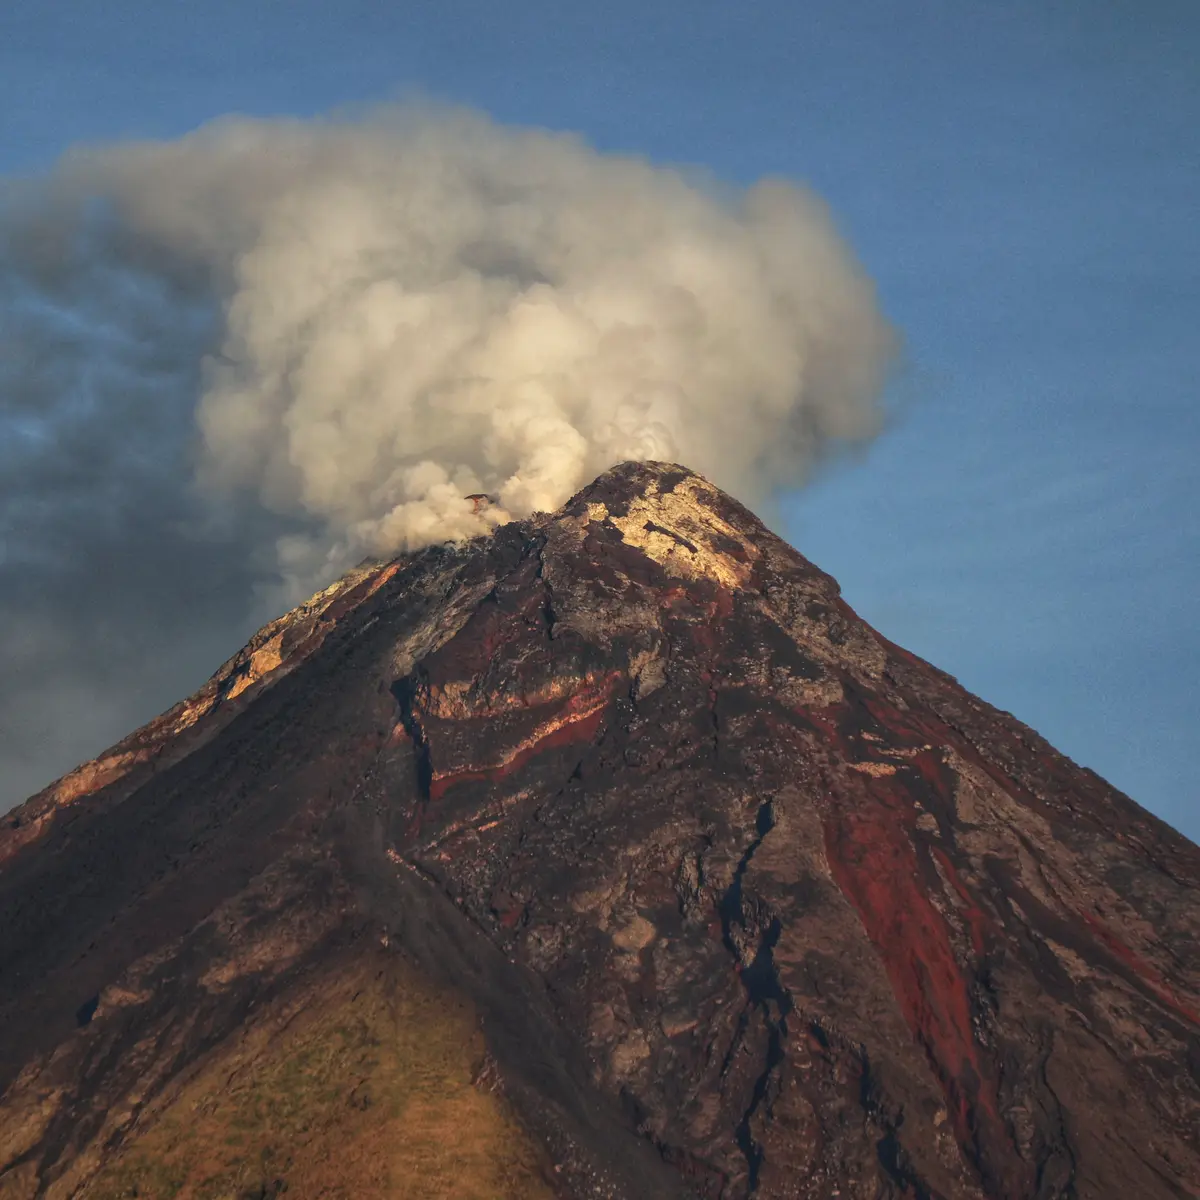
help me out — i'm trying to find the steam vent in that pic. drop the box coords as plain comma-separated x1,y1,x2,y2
1,462,1197,1199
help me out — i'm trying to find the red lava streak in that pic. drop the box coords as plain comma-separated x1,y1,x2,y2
427,701,608,803
931,845,992,958
1079,910,1200,1027
823,773,1025,1191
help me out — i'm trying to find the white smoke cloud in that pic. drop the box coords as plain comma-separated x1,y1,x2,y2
0,103,896,805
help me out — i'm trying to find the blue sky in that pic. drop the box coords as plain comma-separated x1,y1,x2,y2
1,0,1196,839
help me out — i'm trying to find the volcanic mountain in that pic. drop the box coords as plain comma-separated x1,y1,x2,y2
0,462,1197,1200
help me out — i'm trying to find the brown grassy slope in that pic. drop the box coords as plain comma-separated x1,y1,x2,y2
83,950,555,1200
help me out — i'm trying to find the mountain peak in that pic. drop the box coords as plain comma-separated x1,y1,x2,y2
1,465,1197,1199
551,460,772,594
566,458,710,506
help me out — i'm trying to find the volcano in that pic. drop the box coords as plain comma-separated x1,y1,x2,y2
0,462,1196,1200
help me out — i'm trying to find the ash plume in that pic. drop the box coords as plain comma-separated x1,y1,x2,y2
0,104,896,809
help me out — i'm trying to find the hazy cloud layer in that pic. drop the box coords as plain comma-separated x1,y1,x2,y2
0,104,896,808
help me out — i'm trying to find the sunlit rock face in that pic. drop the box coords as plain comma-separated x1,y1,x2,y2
1,462,1197,1200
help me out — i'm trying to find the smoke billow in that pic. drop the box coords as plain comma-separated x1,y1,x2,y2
0,104,896,807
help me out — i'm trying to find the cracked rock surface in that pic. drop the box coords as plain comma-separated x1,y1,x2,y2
1,461,1197,1199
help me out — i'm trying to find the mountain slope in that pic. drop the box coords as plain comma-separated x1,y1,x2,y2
1,462,1197,1200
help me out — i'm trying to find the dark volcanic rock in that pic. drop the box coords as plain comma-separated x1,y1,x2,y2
1,461,1197,1199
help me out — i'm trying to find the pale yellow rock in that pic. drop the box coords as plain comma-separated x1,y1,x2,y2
586,476,759,591
611,915,656,952
223,632,284,700
847,761,898,777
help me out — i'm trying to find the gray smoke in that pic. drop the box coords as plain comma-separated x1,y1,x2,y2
0,104,896,808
